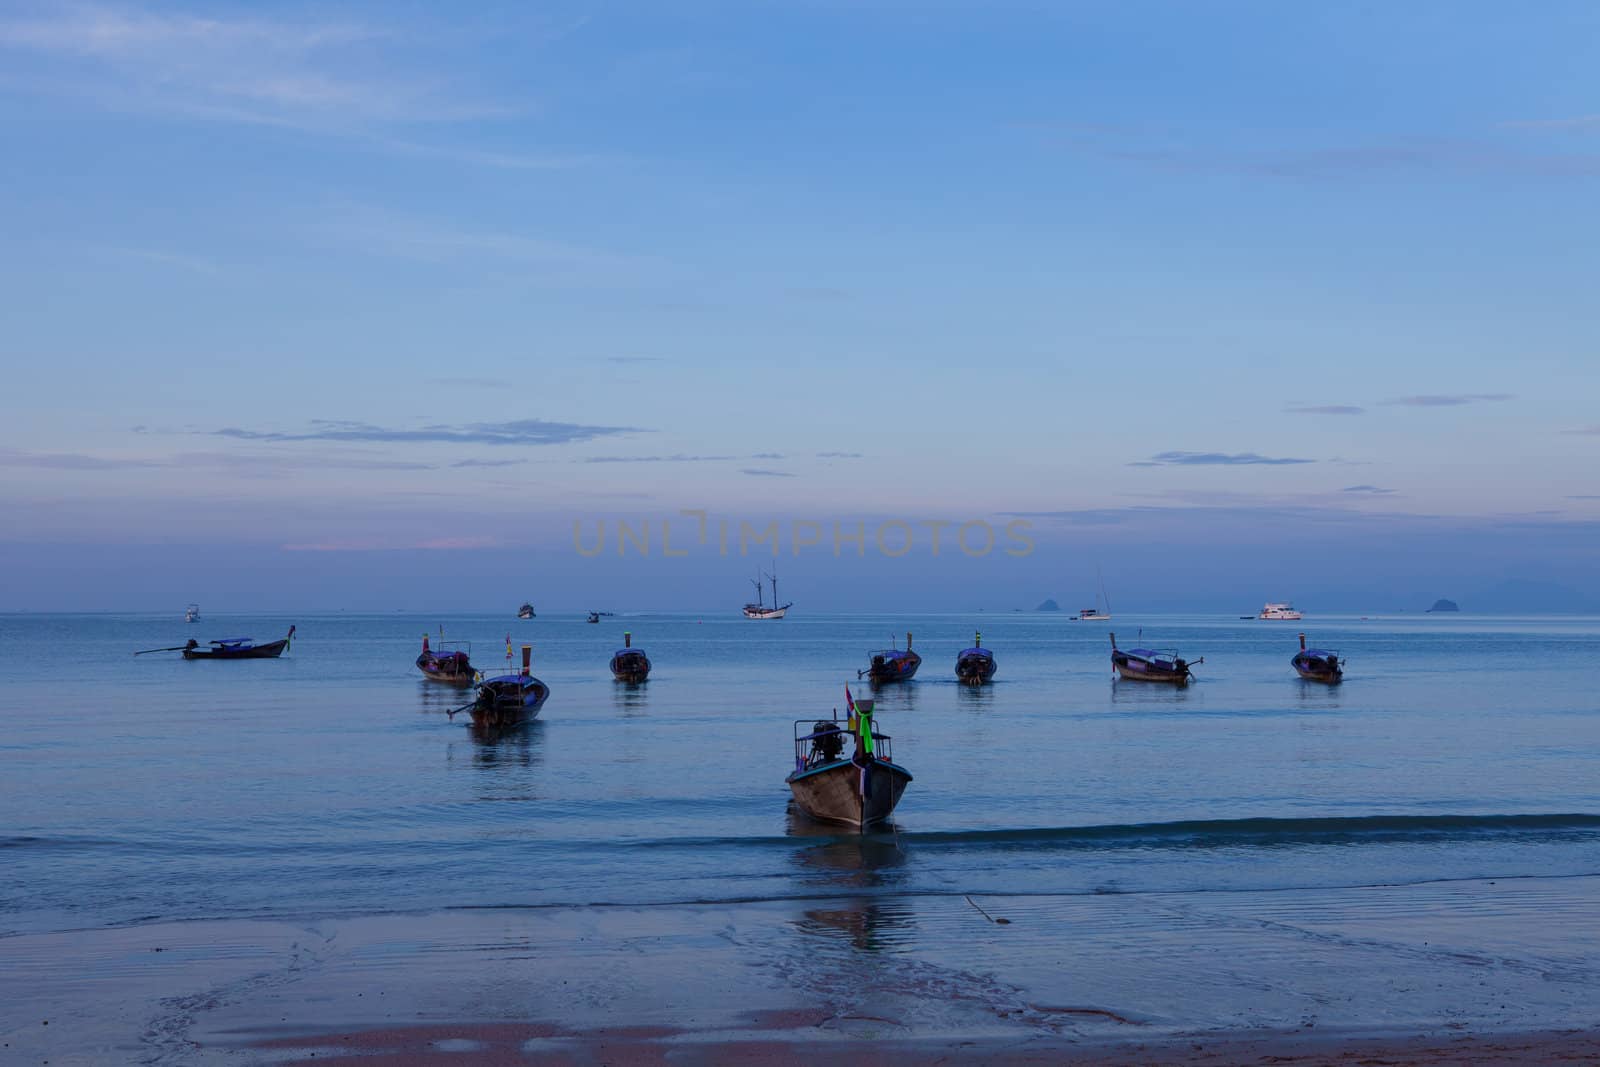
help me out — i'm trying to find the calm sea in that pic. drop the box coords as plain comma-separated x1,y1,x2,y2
4,611,1600,937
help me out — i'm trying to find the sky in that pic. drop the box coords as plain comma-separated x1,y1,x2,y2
1,1,1597,612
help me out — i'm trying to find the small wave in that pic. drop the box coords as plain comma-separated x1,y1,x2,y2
626,813,1600,853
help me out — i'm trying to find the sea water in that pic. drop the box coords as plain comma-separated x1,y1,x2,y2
4,611,1599,938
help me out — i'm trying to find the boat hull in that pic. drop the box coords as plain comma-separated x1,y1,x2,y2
470,677,549,729
1293,655,1342,684
865,653,920,685
183,639,289,660
1112,658,1188,684
417,652,474,686
609,651,652,683
742,606,789,619
786,758,911,829
954,652,996,685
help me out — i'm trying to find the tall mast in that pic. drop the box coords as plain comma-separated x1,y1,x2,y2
751,574,763,608
769,562,779,605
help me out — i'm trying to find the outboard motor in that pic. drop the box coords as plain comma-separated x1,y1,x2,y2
1174,657,1188,674
811,722,844,762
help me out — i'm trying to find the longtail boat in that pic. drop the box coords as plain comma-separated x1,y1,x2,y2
178,626,295,660
859,632,921,685
786,689,911,829
452,644,548,730
1292,632,1344,683
609,631,652,683
416,634,475,686
954,631,997,686
1109,631,1199,685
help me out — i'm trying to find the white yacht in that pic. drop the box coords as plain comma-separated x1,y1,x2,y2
1258,602,1303,620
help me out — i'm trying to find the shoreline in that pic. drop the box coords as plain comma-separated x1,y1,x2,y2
5,876,1599,1064
244,1023,1600,1065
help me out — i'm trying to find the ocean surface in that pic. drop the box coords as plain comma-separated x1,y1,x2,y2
5,610,1600,940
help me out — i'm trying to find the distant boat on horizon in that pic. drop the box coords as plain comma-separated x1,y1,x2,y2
742,565,792,619
184,603,200,623
1073,569,1112,621
1258,602,1303,620
517,602,535,620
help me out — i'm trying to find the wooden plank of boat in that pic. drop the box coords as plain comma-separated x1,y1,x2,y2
181,626,295,660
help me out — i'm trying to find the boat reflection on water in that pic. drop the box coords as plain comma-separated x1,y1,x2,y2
451,720,545,771
612,679,650,717
956,680,997,709
787,813,907,888
793,897,917,954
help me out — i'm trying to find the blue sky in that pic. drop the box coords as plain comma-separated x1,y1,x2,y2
1,1,1597,611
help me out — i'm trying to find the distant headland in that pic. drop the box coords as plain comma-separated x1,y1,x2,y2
1036,598,1061,612
1427,598,1460,613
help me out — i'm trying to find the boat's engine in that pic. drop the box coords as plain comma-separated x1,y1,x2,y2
811,723,844,762
1174,658,1188,673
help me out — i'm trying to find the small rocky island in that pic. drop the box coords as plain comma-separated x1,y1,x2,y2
1036,598,1061,612
1427,598,1460,613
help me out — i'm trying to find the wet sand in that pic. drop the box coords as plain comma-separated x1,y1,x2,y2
4,875,1598,1064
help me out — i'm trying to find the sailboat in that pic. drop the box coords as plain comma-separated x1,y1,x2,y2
1073,569,1111,621
742,565,793,619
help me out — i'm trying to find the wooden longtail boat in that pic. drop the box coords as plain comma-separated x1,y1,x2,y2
586,612,600,624
453,644,548,730
416,634,475,686
1292,632,1344,683
786,691,911,829
954,631,997,686
859,632,921,685
609,631,652,682
180,626,295,660
1109,631,1199,685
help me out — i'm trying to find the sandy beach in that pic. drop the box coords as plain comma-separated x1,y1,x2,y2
6,874,1598,1064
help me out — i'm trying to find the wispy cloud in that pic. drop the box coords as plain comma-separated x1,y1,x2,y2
283,535,502,552
424,376,513,390
213,418,641,447
1342,485,1395,495
449,458,526,469
1567,494,1600,500
741,468,796,478
580,454,735,464
0,447,160,470
1031,121,1600,181
1379,393,1514,407
1501,115,1600,132
604,356,662,365
1132,451,1315,467
0,446,435,474
0,5,511,129
1562,425,1600,436
817,451,864,459
1286,404,1365,416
